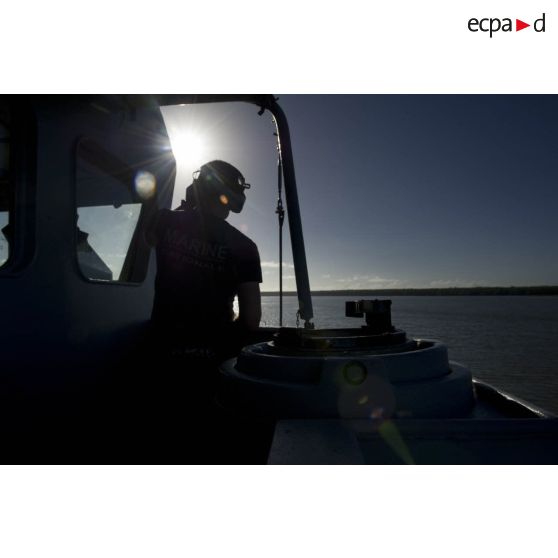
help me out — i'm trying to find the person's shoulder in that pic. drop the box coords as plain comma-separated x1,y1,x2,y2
150,207,174,223
145,207,186,245
152,207,178,229
156,207,174,220
162,207,195,224
221,220,258,250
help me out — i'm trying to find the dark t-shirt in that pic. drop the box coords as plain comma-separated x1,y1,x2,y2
149,207,262,335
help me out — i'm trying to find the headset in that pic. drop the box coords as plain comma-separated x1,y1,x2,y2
188,160,251,213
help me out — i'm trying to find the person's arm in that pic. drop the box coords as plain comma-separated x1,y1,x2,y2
236,281,261,330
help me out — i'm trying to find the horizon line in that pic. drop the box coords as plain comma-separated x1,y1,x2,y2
261,285,558,296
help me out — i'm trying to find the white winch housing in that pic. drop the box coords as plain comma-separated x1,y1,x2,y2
220,324,475,420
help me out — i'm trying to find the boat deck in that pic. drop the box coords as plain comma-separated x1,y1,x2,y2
267,381,558,464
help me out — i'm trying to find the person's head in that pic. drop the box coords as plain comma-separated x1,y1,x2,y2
186,160,250,219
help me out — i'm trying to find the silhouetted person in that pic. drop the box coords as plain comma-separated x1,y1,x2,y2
146,160,262,361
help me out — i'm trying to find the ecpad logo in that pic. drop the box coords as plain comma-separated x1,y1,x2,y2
468,13,546,38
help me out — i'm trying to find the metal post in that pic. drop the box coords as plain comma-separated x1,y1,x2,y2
270,101,314,327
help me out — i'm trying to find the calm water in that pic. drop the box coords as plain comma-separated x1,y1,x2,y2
261,295,558,415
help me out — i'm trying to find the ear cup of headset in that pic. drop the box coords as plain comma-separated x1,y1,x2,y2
190,160,249,213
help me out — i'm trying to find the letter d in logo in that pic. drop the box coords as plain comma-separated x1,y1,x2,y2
534,13,546,32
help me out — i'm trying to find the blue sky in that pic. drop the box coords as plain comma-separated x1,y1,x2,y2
162,95,558,292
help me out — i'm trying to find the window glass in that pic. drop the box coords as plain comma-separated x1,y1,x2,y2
77,204,142,281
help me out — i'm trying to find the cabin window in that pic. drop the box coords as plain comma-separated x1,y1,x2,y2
75,137,157,283
0,119,10,268
76,204,142,281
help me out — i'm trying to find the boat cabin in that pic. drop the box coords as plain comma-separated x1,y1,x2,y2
2,95,558,464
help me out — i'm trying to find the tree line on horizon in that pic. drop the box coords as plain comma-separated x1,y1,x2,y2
261,286,558,296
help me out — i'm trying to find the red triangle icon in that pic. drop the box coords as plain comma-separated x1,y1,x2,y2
516,19,530,31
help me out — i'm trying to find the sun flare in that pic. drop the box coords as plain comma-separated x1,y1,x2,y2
170,131,206,167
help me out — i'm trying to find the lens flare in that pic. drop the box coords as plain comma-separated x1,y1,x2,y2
370,407,384,419
342,361,367,385
378,420,415,465
134,171,156,200
358,395,369,405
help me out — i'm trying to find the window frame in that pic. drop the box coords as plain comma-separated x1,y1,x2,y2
0,99,37,276
73,135,160,287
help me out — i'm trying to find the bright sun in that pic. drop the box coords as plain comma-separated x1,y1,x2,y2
170,131,206,168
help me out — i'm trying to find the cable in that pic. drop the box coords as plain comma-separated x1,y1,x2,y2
276,154,285,326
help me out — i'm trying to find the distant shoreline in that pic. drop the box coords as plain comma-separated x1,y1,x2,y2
261,286,558,296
